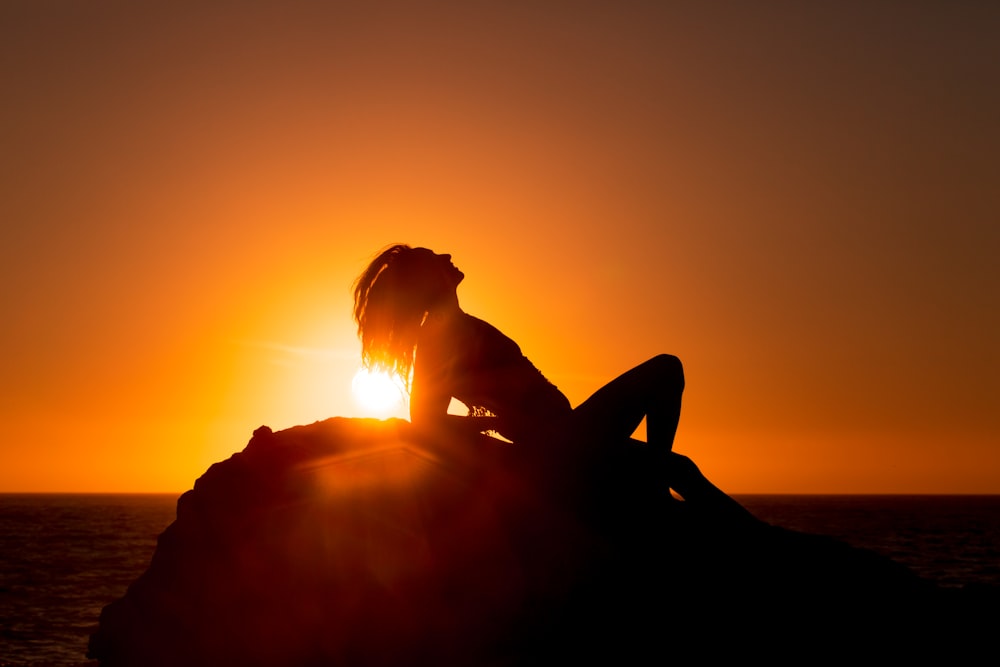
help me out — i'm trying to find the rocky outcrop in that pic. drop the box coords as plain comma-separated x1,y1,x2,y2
88,418,984,665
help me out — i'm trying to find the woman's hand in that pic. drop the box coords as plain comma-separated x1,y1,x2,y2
412,412,501,441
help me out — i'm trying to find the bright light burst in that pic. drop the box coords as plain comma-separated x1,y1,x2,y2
351,367,406,417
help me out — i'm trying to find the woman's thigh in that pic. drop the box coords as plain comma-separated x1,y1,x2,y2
572,354,683,441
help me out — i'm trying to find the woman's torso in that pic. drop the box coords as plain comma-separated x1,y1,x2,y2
416,314,572,442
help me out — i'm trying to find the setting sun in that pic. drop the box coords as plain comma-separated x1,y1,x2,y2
351,368,407,417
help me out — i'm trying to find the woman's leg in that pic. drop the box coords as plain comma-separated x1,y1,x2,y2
571,356,755,523
666,452,759,524
572,354,685,450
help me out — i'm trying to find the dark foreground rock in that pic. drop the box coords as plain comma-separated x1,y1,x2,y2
89,418,993,665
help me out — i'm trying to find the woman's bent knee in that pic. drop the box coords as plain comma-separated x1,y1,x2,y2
649,354,684,387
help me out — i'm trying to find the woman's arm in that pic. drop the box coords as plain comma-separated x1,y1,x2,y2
410,343,500,439
411,388,500,439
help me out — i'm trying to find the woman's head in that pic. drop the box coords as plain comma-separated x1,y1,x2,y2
352,244,463,383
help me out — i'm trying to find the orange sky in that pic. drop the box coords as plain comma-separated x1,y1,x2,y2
2,1,997,493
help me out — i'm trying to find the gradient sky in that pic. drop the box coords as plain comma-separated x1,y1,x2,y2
2,1,997,493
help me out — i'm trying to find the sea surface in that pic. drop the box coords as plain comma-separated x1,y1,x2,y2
1,493,998,666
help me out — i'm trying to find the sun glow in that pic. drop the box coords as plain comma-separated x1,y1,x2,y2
351,368,407,417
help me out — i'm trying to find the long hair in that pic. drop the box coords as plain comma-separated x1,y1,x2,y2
352,244,442,387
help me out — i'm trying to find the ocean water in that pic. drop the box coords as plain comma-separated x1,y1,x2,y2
0,495,177,667
1,493,998,666
735,494,1000,590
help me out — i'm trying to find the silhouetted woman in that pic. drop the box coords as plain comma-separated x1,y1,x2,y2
353,244,749,513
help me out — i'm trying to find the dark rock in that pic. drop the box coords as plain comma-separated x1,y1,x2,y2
88,418,988,665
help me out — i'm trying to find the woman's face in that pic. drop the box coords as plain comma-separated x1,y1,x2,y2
414,247,464,288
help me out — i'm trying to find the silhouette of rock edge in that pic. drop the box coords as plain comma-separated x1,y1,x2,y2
87,418,990,665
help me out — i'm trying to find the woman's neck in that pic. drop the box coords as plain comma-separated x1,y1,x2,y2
424,292,463,326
